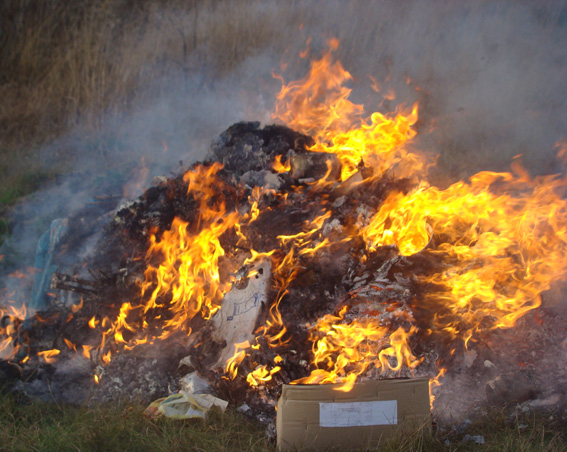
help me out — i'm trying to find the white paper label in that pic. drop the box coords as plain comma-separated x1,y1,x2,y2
319,400,398,427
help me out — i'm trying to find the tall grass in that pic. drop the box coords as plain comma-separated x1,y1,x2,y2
0,0,290,153
1,0,566,197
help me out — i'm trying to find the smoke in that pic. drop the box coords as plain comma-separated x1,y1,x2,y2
31,0,567,184
2,1,566,289
1,0,567,417
288,1,567,178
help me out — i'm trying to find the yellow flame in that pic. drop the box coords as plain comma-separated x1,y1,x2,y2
273,39,423,182
292,307,422,391
273,155,291,173
361,170,567,341
38,349,60,364
88,316,98,329
246,365,281,386
225,340,250,379
68,38,567,400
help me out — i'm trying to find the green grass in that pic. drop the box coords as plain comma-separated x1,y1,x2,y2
0,391,275,452
0,171,54,208
0,390,564,452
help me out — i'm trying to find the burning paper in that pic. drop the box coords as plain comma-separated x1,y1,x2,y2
1,39,566,421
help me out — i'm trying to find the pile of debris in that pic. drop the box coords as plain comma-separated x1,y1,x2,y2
0,121,566,425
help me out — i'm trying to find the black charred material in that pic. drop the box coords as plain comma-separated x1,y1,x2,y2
0,360,22,390
4,120,565,423
51,273,98,295
290,151,340,180
206,122,314,176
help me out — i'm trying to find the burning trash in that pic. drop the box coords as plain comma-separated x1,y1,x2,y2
1,39,567,434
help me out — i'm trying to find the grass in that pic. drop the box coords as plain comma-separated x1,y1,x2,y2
0,391,274,452
0,390,565,452
2,0,566,192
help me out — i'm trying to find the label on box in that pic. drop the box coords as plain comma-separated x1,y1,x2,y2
319,400,398,427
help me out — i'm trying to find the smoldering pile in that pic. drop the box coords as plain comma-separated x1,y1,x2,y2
1,122,566,424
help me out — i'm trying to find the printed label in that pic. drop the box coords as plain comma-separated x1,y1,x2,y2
319,400,398,427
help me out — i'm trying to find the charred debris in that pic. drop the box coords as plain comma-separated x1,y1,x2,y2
0,122,565,422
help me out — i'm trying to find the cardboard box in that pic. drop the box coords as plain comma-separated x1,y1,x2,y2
276,378,430,451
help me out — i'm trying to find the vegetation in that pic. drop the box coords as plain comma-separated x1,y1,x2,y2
0,390,565,452
2,0,566,205
0,391,274,452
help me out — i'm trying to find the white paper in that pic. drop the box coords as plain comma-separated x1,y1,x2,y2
319,400,398,427
210,259,270,368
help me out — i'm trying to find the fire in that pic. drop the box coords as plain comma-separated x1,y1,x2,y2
141,164,239,328
273,155,291,173
361,169,567,343
71,297,83,313
247,364,282,387
112,38,565,393
270,39,567,391
38,349,60,364
292,307,422,391
0,270,36,361
2,37,565,410
64,338,76,352
99,163,245,355
82,344,93,359
226,340,250,379
88,316,98,329
273,38,424,182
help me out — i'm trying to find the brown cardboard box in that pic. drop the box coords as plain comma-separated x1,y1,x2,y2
276,378,430,451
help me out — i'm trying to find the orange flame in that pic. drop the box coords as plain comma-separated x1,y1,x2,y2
225,340,250,379
246,364,281,386
140,164,239,336
71,297,83,313
99,163,246,358
273,39,423,182
273,155,291,173
270,38,567,395
292,307,422,391
82,344,93,359
38,349,60,364
48,37,565,401
361,170,567,343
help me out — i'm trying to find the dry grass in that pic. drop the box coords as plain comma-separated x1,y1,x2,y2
0,0,286,152
1,0,566,195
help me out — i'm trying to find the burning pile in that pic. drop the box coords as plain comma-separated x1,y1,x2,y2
1,41,567,420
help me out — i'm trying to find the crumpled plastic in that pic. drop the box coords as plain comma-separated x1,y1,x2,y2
145,391,228,419
31,218,68,310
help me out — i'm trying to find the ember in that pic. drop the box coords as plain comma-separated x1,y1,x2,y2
1,40,566,425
